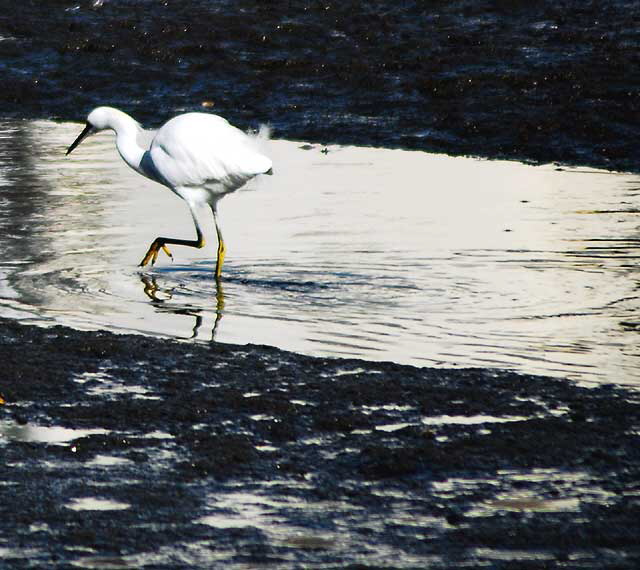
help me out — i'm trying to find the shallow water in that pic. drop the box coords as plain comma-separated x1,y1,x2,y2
1,119,640,386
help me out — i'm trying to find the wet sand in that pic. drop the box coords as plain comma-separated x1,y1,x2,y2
1,316,639,568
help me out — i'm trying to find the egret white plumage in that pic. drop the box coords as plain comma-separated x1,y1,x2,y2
66,106,273,278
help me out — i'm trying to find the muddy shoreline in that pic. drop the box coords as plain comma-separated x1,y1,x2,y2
1,317,639,568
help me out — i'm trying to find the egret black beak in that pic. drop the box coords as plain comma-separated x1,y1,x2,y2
66,122,93,156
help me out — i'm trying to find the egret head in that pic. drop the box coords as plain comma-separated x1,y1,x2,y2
66,107,122,156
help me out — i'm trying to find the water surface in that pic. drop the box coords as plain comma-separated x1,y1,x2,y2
1,119,639,386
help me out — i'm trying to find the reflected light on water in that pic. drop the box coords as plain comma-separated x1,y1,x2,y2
0,119,640,386
66,497,130,512
0,420,108,445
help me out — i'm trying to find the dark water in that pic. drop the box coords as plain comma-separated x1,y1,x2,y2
1,0,639,171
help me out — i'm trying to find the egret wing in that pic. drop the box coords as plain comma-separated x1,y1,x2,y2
148,113,272,191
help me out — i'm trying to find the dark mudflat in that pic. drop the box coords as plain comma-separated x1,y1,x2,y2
1,317,639,568
1,1,639,173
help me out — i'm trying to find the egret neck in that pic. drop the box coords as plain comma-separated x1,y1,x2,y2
109,111,146,174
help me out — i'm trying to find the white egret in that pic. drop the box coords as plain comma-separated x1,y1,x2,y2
66,106,273,278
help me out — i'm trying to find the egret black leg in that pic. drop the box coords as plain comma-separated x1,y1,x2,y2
139,207,205,267
139,234,205,266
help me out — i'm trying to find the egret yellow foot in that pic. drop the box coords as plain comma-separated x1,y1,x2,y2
140,240,173,267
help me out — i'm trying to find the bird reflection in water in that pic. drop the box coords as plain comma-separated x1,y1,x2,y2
139,274,224,340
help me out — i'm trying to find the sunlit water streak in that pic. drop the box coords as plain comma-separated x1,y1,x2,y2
1,119,640,386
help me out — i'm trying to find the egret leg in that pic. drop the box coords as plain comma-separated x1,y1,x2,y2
212,206,226,279
140,206,205,267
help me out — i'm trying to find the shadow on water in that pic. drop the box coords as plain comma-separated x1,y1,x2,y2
1,119,640,386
